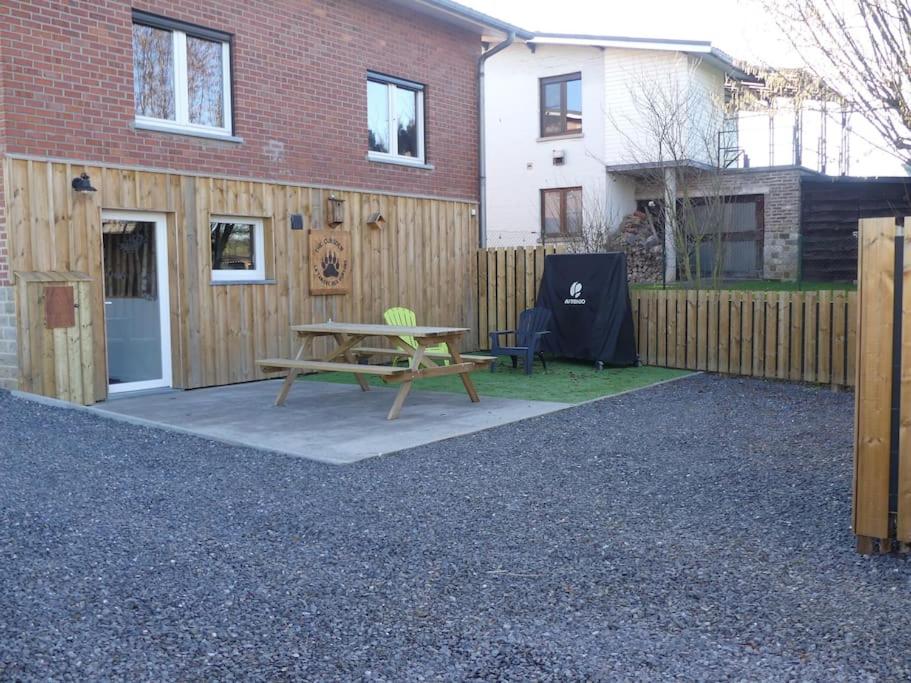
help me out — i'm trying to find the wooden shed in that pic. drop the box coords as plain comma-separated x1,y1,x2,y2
14,271,95,405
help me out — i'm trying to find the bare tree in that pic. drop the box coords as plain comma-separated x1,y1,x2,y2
762,0,911,164
566,190,625,254
608,62,732,288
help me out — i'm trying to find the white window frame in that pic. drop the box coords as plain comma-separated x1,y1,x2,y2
133,18,233,139
367,73,425,166
210,216,266,283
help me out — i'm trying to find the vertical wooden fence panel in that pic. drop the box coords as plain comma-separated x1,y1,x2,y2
731,292,762,375
854,217,900,547
777,293,790,380
729,292,742,375
675,291,687,368
697,291,708,371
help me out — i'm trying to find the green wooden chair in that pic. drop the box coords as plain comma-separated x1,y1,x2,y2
384,306,449,365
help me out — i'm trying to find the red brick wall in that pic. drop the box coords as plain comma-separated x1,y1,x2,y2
0,0,481,207
0,17,6,287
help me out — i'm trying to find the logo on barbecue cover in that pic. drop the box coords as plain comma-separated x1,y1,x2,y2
565,281,586,305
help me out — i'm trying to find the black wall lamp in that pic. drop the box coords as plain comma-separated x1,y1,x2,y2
71,173,96,193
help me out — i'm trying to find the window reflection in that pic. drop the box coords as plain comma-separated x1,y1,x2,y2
396,87,418,157
368,80,390,153
133,24,176,120
187,36,224,127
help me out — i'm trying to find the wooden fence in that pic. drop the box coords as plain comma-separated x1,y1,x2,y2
476,245,563,346
631,289,857,388
853,216,909,553
475,245,857,388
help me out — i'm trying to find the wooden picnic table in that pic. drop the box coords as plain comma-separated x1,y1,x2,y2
256,322,493,420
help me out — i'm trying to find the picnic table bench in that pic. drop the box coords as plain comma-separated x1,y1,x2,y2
256,322,494,420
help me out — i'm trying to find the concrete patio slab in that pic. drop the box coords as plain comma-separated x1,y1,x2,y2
88,379,571,464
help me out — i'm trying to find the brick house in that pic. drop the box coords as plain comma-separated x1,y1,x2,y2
0,0,529,397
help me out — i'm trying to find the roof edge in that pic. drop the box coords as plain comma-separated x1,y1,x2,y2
530,33,755,82
414,0,534,40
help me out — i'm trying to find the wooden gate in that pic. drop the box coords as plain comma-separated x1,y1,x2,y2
853,216,911,553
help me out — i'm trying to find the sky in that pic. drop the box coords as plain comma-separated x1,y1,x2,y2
461,0,906,176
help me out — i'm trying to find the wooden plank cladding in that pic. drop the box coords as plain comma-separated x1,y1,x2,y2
631,288,857,388
5,158,478,401
475,245,564,347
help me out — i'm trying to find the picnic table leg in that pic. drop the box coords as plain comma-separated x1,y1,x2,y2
387,381,413,420
275,334,311,406
332,333,370,392
386,345,426,420
448,341,480,403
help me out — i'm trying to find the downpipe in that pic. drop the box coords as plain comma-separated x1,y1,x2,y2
478,31,516,247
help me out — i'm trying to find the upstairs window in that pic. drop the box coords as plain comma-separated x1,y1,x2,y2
542,187,583,237
132,11,233,138
367,72,425,164
540,73,582,137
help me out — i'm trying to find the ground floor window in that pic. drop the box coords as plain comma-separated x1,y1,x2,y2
637,194,765,280
210,217,266,282
688,195,764,280
541,187,583,237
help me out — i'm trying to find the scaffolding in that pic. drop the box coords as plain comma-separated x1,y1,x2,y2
722,64,851,174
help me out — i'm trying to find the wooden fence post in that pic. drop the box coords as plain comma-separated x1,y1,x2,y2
853,216,909,553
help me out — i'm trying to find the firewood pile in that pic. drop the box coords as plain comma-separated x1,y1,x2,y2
617,211,663,283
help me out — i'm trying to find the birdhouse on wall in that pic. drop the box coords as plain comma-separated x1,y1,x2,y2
366,211,386,230
327,195,345,227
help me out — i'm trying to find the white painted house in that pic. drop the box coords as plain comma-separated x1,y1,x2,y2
482,33,752,251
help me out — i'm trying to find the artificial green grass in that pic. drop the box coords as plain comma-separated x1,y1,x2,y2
301,359,692,404
631,280,855,292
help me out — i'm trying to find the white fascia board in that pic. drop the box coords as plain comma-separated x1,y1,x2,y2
530,35,713,53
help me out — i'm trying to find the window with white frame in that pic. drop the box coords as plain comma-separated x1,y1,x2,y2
210,217,266,282
367,72,425,164
132,11,233,138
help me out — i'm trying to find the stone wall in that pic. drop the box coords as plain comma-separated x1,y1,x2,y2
0,285,16,390
635,166,813,281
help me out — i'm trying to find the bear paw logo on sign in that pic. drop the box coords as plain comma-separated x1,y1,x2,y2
565,281,586,305
309,230,351,295
321,251,341,278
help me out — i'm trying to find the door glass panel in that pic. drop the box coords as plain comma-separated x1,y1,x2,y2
102,221,163,386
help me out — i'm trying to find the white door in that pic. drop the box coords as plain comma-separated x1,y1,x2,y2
101,211,172,394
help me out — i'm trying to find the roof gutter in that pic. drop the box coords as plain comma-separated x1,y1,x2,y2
478,31,516,247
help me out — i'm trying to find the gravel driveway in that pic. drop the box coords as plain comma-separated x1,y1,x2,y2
1,375,907,681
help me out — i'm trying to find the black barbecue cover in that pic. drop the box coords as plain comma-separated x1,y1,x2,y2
535,253,638,365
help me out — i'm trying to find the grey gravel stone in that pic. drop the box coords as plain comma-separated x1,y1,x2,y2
0,375,906,681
